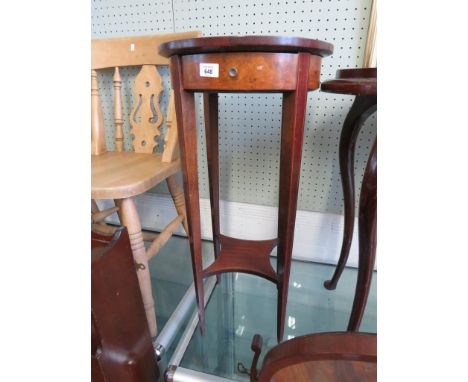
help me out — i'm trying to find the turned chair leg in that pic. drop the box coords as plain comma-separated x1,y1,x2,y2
166,174,189,235
116,197,158,337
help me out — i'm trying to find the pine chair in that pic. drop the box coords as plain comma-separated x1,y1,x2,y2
91,32,200,337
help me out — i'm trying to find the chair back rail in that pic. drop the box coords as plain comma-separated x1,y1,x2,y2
91,32,200,157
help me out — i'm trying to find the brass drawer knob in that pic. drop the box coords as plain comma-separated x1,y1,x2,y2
228,67,238,78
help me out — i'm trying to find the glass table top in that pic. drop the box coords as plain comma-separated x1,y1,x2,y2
149,235,376,381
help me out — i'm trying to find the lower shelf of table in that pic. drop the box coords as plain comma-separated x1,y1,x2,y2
202,234,278,283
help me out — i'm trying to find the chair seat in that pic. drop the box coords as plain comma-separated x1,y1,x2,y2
92,152,180,199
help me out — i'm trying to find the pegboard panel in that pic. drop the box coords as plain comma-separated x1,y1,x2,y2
92,0,377,214
172,0,376,213
91,0,174,38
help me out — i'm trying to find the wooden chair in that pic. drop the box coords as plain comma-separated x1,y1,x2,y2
247,332,376,381
91,32,200,337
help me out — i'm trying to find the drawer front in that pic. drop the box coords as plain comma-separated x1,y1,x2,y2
182,52,299,92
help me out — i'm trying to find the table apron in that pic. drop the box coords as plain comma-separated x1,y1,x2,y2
181,52,321,92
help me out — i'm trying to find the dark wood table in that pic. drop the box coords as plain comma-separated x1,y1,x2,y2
321,68,377,330
160,36,333,342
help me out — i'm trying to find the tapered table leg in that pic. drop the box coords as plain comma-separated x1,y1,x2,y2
203,93,221,284
277,53,310,342
324,96,377,290
348,139,377,331
170,56,206,333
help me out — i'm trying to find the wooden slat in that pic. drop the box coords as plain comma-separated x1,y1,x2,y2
363,0,377,68
146,215,184,260
92,206,119,223
130,65,163,154
113,67,124,152
161,90,179,163
91,70,107,155
91,223,119,235
91,32,201,70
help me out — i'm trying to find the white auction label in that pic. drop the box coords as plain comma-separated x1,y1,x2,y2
199,63,219,78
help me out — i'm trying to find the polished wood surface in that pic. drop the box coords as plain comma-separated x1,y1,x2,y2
276,52,311,341
182,52,298,91
203,235,278,282
251,332,376,382
348,139,377,331
321,68,376,96
91,33,196,336
203,93,221,274
323,95,377,291
321,68,377,331
169,54,206,333
164,36,333,342
159,35,333,57
91,229,159,382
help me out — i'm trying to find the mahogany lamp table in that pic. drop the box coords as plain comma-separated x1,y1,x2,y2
160,36,333,342
321,68,377,331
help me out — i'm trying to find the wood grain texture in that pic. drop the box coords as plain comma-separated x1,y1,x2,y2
321,68,377,96
166,173,189,234
255,332,376,382
113,67,124,152
307,54,323,90
146,215,184,260
159,35,333,58
116,198,157,337
161,90,180,163
91,206,119,223
91,34,196,342
203,235,278,283
348,139,377,331
203,93,221,264
323,95,377,291
276,53,310,342
321,69,376,299
91,70,107,155
130,65,164,153
182,52,298,91
167,36,331,343
91,152,180,199
170,54,206,334
92,31,201,70
91,228,159,381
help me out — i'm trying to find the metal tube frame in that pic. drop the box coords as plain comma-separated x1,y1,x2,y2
165,276,237,382
154,279,207,360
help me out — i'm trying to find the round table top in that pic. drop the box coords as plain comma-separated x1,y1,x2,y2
159,35,333,58
321,68,377,96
